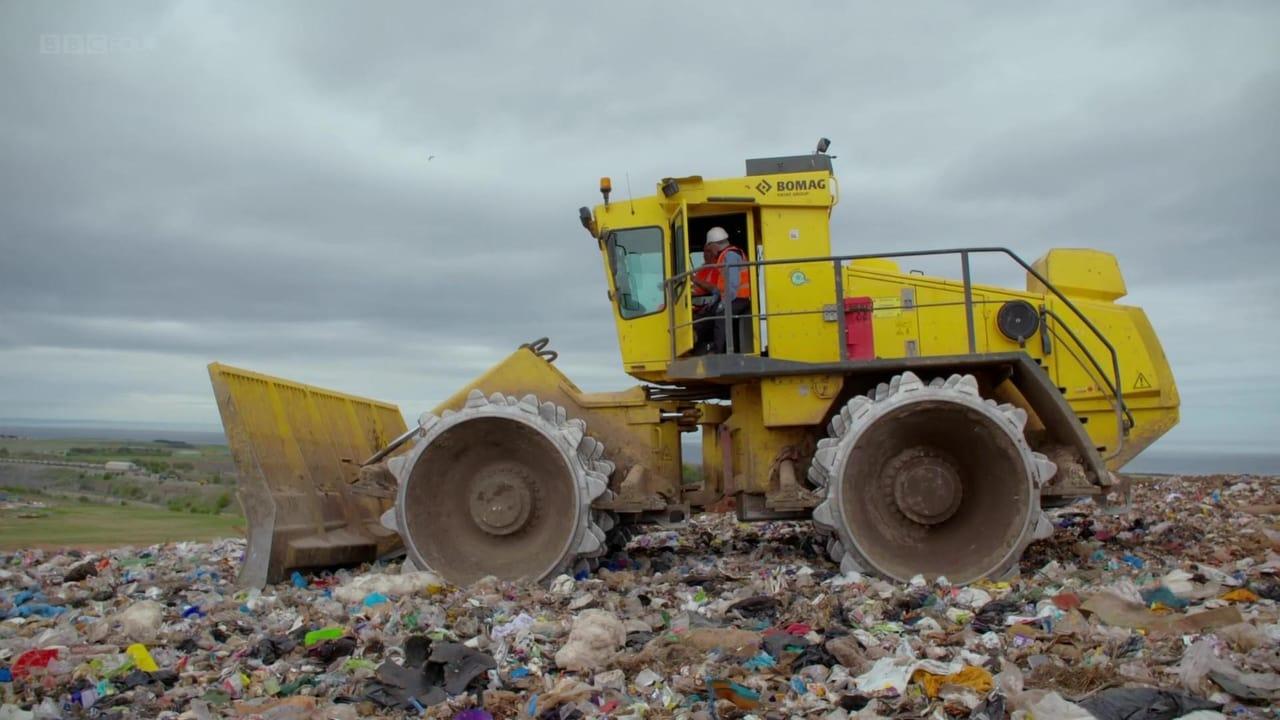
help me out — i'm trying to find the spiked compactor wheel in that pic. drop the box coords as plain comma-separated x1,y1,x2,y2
386,390,614,586
811,372,1057,584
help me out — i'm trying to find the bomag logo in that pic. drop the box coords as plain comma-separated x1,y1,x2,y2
757,178,826,195
778,179,826,192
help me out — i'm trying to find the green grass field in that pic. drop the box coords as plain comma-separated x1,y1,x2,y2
0,437,233,475
0,498,243,550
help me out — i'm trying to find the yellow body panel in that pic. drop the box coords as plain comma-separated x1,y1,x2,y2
207,363,407,586
724,383,813,496
760,206,840,362
1029,248,1127,301
760,374,844,428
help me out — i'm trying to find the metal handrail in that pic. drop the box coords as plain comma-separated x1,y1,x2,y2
662,246,1131,449
1042,308,1134,459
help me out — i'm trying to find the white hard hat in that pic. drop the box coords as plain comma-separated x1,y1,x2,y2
706,227,729,244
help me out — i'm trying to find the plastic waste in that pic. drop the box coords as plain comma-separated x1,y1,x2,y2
307,636,356,662
1020,691,1093,720
1145,586,1190,610
331,570,445,603
708,677,760,710
728,595,779,619
303,626,345,646
554,609,625,672
1206,667,1280,702
491,612,535,639
11,649,58,679
1218,588,1259,603
365,637,495,710
117,600,165,642
62,561,98,583
913,665,993,698
742,651,776,670
854,657,961,695
125,643,159,672
1078,688,1221,720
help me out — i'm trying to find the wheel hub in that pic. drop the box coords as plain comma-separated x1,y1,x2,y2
888,449,963,525
468,463,534,536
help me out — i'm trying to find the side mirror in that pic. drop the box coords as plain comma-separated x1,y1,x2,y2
578,207,594,233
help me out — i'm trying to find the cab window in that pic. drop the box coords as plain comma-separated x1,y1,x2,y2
606,226,665,319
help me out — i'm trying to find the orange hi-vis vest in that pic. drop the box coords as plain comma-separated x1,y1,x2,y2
709,246,750,299
692,266,717,296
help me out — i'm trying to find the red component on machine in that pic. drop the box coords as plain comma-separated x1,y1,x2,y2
843,297,875,360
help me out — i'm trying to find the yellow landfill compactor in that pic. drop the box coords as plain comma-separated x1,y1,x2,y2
210,141,1179,589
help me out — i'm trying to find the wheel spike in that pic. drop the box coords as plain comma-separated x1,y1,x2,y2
1032,453,1057,486
828,414,847,438
813,499,836,531
898,372,924,392
807,464,829,488
387,455,410,481
583,470,608,501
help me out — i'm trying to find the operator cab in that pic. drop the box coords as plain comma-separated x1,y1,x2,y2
585,140,837,381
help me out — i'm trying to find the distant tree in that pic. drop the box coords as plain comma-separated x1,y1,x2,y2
0,447,9,458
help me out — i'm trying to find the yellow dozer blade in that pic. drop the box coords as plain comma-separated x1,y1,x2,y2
208,362,407,587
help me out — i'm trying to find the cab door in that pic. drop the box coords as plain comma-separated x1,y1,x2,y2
668,203,695,357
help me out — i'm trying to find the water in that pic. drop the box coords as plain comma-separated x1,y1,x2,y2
0,420,226,446
1122,449,1279,476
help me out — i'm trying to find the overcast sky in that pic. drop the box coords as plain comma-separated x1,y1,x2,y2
1,2,1277,458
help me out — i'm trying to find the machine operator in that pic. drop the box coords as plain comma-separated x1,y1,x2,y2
692,227,752,354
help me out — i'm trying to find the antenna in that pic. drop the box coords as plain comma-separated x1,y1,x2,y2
626,173,635,215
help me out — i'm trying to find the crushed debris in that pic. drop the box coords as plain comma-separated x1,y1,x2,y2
0,473,1276,718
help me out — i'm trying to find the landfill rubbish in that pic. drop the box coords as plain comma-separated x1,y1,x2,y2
124,643,159,672
0,474,1275,717
1078,687,1222,720
553,609,626,672
329,569,445,604
914,664,994,697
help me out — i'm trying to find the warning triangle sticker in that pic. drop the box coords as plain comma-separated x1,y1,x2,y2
1133,372,1151,390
